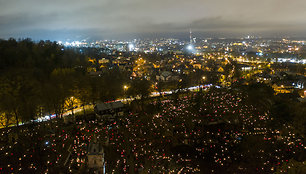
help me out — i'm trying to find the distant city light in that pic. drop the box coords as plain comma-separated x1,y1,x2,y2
128,43,134,51
187,45,193,50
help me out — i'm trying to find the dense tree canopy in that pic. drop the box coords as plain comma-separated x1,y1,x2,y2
0,39,129,127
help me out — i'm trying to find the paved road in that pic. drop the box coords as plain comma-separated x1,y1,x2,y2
2,84,214,128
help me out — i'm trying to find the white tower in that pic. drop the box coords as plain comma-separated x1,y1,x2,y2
189,28,192,44
187,28,194,51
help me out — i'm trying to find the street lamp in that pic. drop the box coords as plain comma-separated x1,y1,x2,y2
123,85,129,102
201,76,206,90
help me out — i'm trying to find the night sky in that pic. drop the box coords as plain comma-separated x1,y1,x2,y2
1,0,306,40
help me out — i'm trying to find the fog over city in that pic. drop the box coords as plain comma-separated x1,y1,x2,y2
1,0,306,40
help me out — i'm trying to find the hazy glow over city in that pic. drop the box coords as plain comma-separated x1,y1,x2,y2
1,0,306,40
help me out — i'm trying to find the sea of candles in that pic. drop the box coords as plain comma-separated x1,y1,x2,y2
0,89,304,173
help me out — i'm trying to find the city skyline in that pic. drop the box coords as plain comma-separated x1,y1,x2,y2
1,0,306,41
